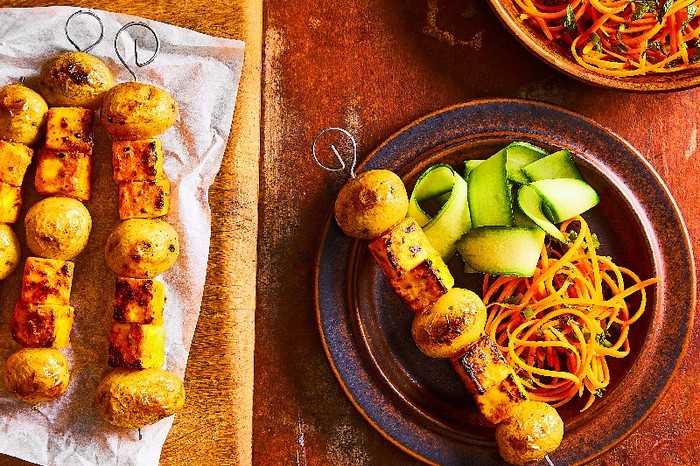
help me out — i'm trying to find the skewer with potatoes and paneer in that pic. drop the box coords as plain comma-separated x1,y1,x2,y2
334,169,564,466
2,51,111,404
96,78,185,429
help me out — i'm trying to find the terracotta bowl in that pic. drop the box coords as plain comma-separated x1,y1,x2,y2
487,0,700,92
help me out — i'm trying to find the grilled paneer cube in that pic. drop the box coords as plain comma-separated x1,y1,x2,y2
35,148,92,200
118,177,170,219
12,301,74,348
452,335,527,424
369,217,454,313
368,217,432,280
112,139,164,182
389,259,452,313
0,181,22,223
0,141,33,186
114,277,165,325
44,107,94,153
20,257,74,305
108,322,166,369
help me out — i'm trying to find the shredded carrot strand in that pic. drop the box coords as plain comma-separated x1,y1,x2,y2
482,216,660,411
515,0,700,76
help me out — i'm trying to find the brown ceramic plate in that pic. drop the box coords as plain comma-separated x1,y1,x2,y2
487,1,700,92
315,99,695,465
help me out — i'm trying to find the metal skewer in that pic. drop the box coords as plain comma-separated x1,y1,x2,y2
114,21,160,81
65,9,104,52
311,126,358,179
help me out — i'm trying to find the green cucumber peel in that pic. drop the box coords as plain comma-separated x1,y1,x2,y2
522,149,583,181
456,226,546,277
467,148,513,227
517,185,567,242
529,178,600,223
407,164,471,260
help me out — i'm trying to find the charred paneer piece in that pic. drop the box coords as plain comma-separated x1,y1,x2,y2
0,181,22,223
113,277,165,325
44,107,94,153
0,141,33,186
118,177,171,219
112,139,164,182
369,217,454,312
108,322,166,369
11,301,74,348
20,257,74,305
34,148,92,201
452,335,527,424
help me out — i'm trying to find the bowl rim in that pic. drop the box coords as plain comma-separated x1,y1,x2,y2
486,0,700,92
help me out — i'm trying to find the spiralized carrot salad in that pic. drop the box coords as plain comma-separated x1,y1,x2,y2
482,216,660,411
514,0,700,76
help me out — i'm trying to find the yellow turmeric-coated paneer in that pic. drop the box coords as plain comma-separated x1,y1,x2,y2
20,257,74,305
0,140,33,186
11,301,74,348
34,148,92,201
113,277,165,325
0,181,22,223
44,107,94,153
368,217,432,280
452,335,527,424
389,258,452,313
118,177,170,219
108,322,165,369
112,139,164,182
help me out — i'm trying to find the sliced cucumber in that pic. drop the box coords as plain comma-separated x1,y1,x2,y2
408,164,455,226
468,148,512,227
408,164,471,260
522,149,583,181
464,159,485,177
456,226,545,277
505,142,547,184
517,185,566,242
530,178,600,223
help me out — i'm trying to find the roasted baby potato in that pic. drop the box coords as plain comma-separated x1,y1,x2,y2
0,223,20,280
495,400,564,466
334,169,409,239
25,197,92,260
4,347,70,403
0,83,49,146
101,82,178,140
38,51,114,110
105,219,179,278
412,288,486,358
96,368,185,428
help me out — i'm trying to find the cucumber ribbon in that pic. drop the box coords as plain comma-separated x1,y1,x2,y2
407,164,471,260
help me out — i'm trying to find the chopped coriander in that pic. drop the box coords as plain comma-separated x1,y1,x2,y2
658,0,674,23
591,33,603,53
563,5,577,32
632,0,658,21
683,5,698,30
523,307,535,319
594,388,605,398
501,294,523,305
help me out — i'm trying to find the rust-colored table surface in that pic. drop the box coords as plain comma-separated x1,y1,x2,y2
257,1,698,466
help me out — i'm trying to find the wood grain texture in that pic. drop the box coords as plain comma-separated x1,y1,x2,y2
0,1,260,466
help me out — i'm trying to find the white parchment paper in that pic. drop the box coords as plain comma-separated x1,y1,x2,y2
0,6,245,466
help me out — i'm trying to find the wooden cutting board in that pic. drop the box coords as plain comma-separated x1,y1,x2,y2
0,1,261,465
